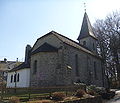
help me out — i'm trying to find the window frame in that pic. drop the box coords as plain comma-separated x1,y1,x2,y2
75,54,79,76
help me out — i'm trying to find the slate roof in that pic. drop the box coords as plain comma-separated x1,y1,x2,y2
77,12,97,40
9,62,30,72
52,31,99,57
31,42,58,55
34,31,101,59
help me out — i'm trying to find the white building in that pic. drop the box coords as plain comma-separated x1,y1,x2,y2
6,45,31,88
6,62,30,88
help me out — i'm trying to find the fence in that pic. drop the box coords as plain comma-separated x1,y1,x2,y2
0,85,86,101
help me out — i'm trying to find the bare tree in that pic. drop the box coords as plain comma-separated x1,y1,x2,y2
93,11,120,87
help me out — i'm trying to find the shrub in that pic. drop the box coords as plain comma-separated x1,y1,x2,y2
100,91,115,100
9,96,20,103
95,87,105,94
52,92,65,101
87,90,96,96
86,85,96,92
86,85,100,96
75,89,86,98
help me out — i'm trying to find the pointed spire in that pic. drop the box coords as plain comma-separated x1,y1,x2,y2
77,12,97,40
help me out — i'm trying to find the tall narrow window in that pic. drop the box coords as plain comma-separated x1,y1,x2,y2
33,60,37,74
14,74,16,82
94,62,97,79
83,41,86,46
17,73,19,82
93,43,95,50
75,54,79,76
11,75,13,83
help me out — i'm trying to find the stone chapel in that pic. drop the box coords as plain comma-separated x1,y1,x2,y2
30,12,105,87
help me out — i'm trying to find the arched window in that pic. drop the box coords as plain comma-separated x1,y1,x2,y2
14,74,16,82
33,60,37,74
17,73,19,82
11,75,13,83
94,62,97,79
75,54,79,76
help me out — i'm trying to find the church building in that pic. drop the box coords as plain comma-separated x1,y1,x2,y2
7,12,105,88
30,12,104,87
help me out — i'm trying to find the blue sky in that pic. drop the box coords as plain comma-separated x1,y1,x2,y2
0,0,120,61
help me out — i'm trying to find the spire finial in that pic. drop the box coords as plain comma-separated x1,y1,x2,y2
84,3,86,12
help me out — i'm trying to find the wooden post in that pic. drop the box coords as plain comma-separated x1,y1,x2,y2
28,87,31,99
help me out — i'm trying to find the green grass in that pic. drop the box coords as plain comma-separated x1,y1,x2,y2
0,91,76,103
1,92,51,103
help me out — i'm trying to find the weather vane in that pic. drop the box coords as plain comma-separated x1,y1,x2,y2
84,3,86,12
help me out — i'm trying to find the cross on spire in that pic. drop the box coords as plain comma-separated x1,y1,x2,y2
84,3,86,12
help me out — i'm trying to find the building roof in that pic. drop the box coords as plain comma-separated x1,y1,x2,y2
0,60,21,71
77,12,97,40
9,62,30,72
35,31,101,59
31,42,58,55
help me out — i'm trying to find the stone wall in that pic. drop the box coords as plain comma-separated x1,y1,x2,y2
79,36,97,53
30,33,64,87
30,33,103,87
62,43,103,87
30,52,58,87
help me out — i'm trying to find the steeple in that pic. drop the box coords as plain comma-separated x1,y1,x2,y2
77,12,97,53
77,12,97,40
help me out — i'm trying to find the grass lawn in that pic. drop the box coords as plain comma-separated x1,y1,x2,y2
1,93,51,102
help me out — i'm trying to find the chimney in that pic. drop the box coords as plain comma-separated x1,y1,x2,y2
4,58,7,62
25,44,31,64
16,58,18,62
